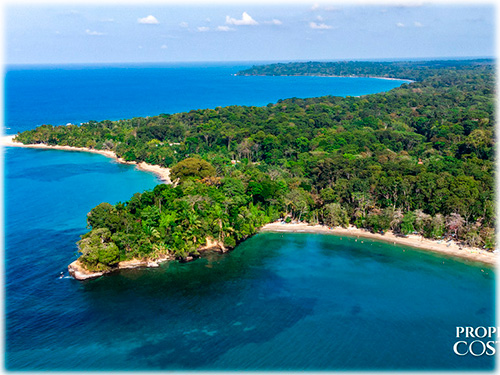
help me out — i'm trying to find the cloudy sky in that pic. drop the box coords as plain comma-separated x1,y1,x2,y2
5,2,495,64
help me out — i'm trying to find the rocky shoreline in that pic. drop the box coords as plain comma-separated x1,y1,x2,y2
68,257,172,280
68,237,228,280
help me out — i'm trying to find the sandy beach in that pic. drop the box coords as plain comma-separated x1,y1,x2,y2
239,73,414,83
2,134,495,266
261,222,496,266
1,135,171,183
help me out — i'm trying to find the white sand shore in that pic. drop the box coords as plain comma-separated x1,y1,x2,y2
1,135,171,183
240,73,414,83
261,222,496,266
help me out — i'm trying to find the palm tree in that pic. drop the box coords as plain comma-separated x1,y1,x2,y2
159,211,177,235
152,242,170,259
210,204,227,242
171,230,196,259
183,211,203,245
143,225,161,243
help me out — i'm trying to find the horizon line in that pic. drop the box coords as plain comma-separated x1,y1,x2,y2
5,56,495,67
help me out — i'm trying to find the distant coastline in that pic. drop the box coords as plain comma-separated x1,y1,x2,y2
236,73,414,83
261,222,496,266
0,135,171,183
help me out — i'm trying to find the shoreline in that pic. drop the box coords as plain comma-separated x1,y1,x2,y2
3,133,494,272
0,135,171,183
237,73,414,83
260,222,496,266
68,237,227,280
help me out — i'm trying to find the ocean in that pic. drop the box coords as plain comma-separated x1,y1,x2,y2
3,63,495,370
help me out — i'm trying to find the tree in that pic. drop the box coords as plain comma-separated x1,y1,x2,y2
210,204,229,242
78,228,120,271
426,214,445,239
170,157,216,182
390,208,404,232
285,188,312,221
141,205,161,227
414,210,431,234
322,203,349,228
446,213,465,238
87,202,122,232
151,242,170,259
159,211,178,235
400,211,416,235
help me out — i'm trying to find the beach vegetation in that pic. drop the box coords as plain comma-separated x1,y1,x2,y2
322,203,349,228
15,59,496,268
400,212,416,235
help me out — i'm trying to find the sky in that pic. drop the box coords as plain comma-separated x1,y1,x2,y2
4,1,496,64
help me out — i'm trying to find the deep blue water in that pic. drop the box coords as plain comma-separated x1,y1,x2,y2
5,62,409,132
4,63,495,370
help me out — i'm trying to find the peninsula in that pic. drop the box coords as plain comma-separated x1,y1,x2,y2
7,59,495,278
1,135,171,183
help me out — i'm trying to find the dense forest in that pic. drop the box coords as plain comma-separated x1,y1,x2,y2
15,60,495,271
237,59,493,81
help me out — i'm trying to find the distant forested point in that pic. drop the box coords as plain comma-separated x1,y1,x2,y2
15,59,495,272
236,59,494,81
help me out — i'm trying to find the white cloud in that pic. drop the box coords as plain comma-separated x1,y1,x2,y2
101,18,114,23
316,15,324,21
414,21,423,27
311,4,338,12
396,22,405,27
161,44,168,49
309,22,332,30
179,22,189,28
226,12,258,26
197,26,210,32
85,29,105,36
138,15,159,24
263,19,283,25
217,26,234,32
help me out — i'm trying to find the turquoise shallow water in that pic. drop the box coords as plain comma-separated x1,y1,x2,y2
5,224,495,370
4,63,495,370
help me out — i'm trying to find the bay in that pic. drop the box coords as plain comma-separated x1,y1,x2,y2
5,62,408,132
4,63,494,370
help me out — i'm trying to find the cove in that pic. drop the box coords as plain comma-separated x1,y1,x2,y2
5,229,495,370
